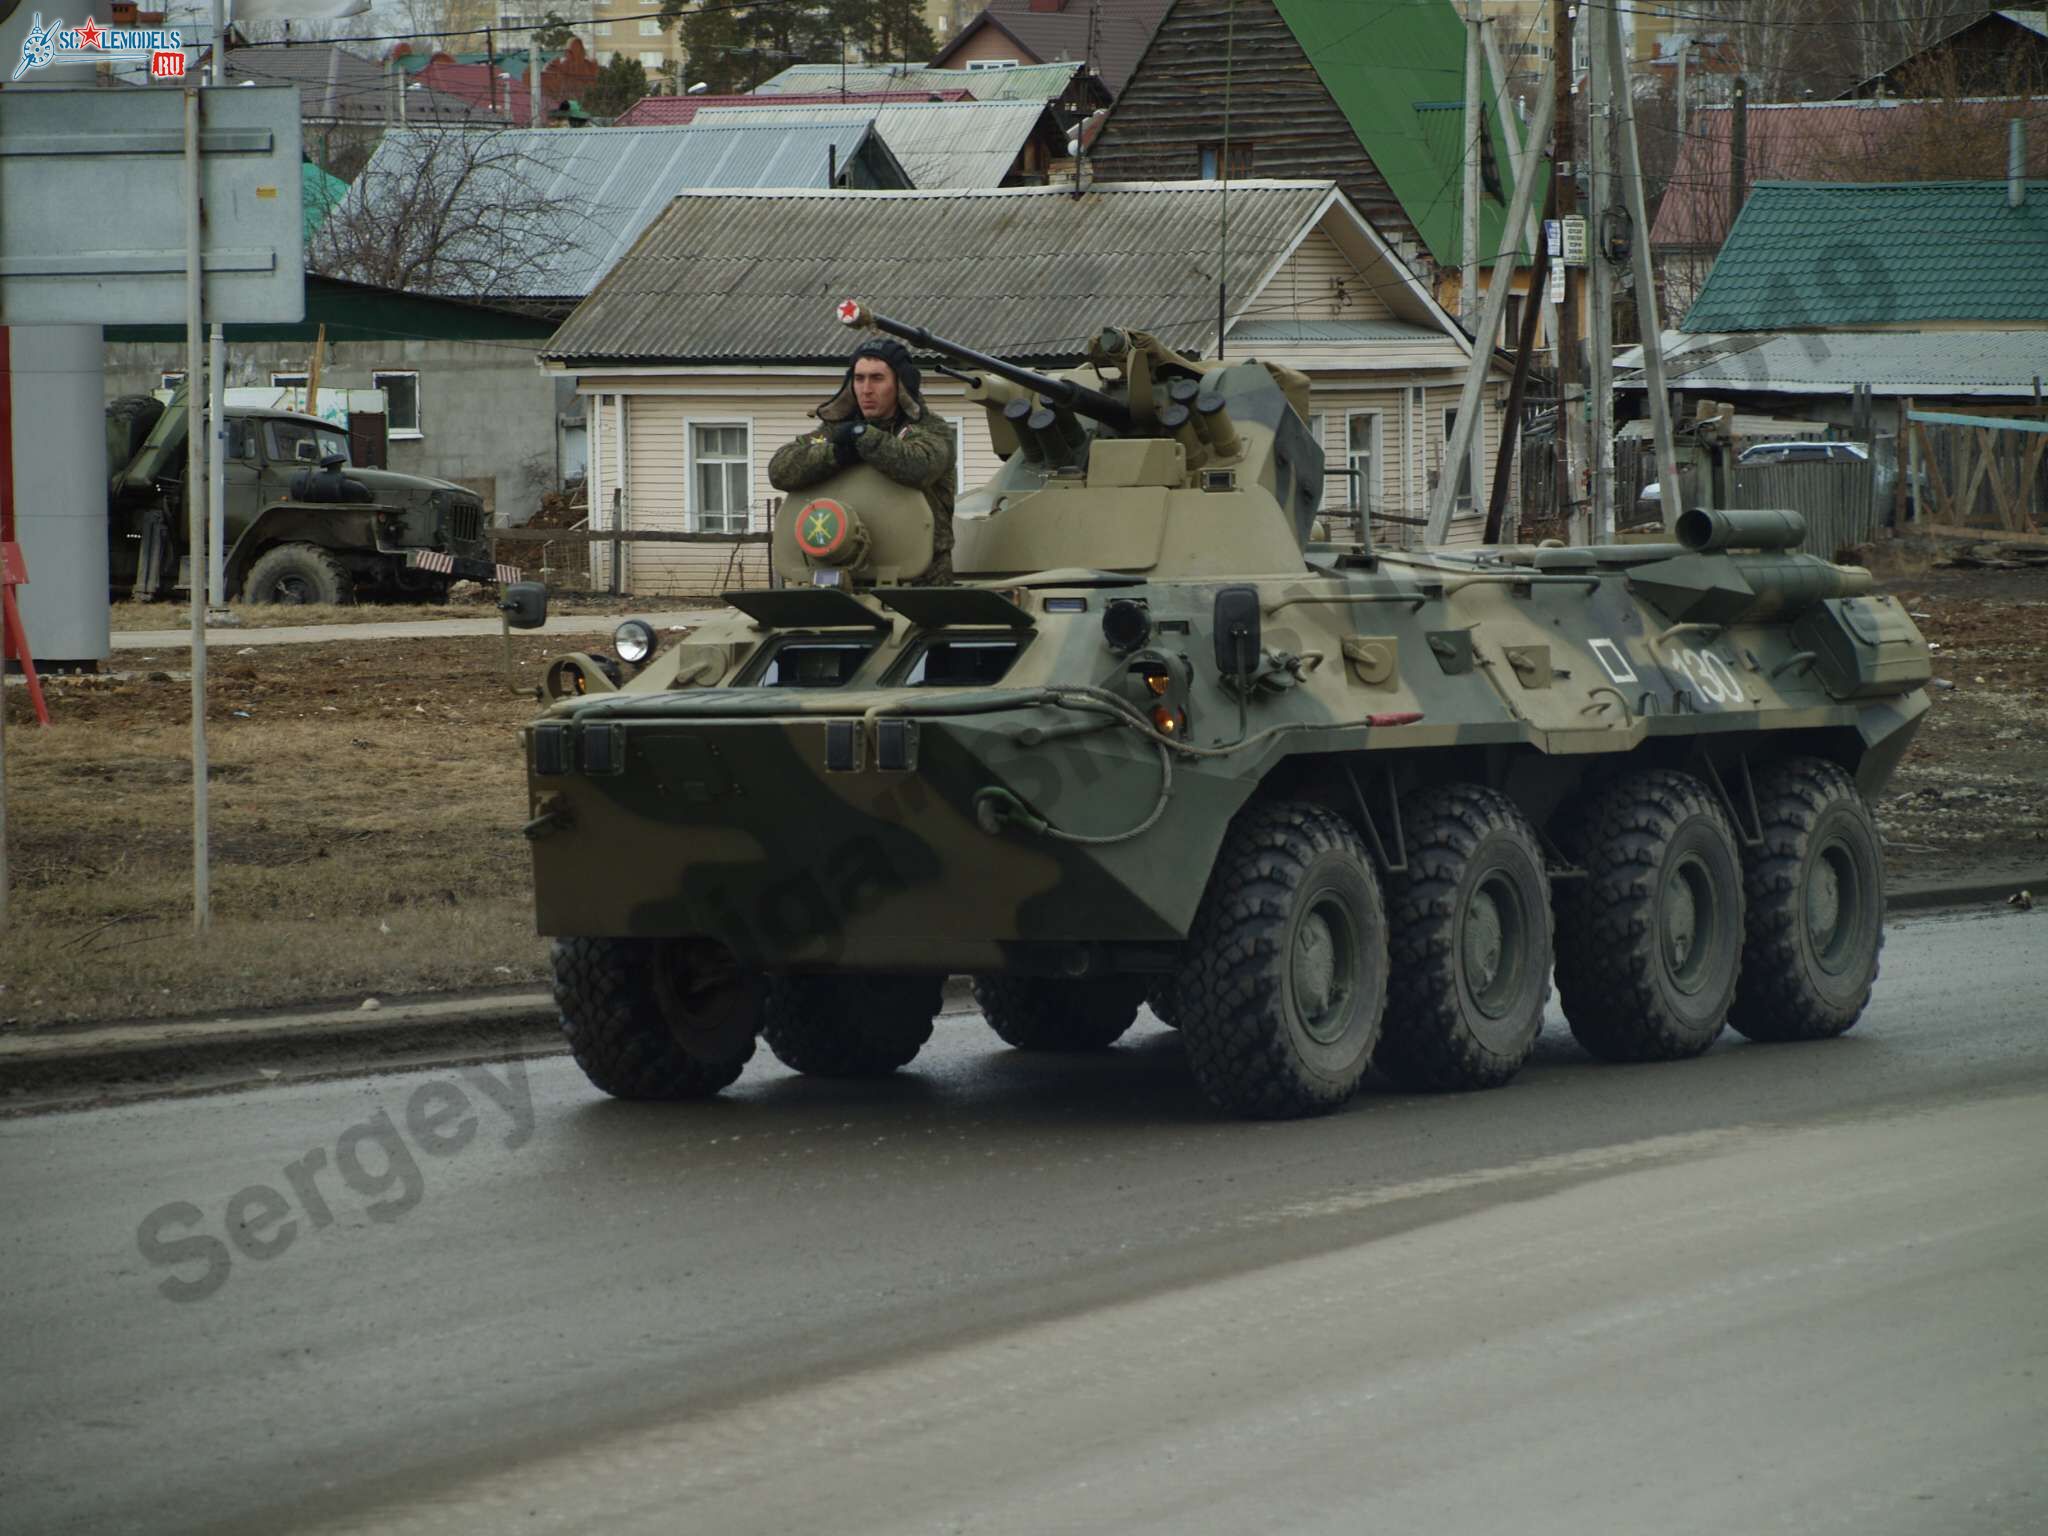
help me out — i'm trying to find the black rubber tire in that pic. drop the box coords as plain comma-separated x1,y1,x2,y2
553,937,754,1100
761,974,941,1077
242,542,352,606
974,975,1148,1051
1553,768,1744,1062
1177,800,1389,1119
1729,758,1885,1042
1377,784,1553,1091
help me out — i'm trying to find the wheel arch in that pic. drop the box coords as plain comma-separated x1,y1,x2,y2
226,506,381,594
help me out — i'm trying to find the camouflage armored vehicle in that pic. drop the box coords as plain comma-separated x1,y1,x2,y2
521,305,1930,1119
107,386,514,604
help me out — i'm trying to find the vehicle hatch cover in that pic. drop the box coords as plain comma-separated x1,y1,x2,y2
870,587,1035,630
722,588,890,630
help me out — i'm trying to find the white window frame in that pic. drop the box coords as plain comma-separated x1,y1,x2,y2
595,20,611,35
161,370,186,390
372,369,422,439
271,371,307,390
1344,410,1382,516
942,414,967,494
638,17,661,34
685,418,754,535
638,50,663,68
966,58,1019,70
1442,406,1474,514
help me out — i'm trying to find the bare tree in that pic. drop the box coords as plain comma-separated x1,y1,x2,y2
309,128,586,301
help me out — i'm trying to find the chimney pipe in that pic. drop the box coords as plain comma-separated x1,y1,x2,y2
2011,119,2027,209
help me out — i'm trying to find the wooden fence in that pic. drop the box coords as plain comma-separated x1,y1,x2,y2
1727,459,1880,558
493,527,773,596
1903,408,2048,534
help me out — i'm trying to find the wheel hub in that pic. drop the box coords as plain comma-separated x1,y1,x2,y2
1807,853,1843,947
1662,854,1714,992
1463,889,1505,996
1291,894,1355,1044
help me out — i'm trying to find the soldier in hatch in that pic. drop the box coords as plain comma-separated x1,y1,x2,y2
769,336,956,584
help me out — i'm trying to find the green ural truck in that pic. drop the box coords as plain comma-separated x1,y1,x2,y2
106,387,515,604
518,306,1932,1120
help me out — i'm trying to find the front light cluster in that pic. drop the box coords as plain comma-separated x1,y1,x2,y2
613,619,658,665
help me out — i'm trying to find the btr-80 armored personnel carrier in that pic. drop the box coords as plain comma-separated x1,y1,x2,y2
520,305,1930,1119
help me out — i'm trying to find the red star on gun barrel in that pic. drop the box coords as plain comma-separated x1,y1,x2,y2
836,299,862,325
75,17,105,47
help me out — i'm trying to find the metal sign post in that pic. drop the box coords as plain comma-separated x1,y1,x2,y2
0,84,303,929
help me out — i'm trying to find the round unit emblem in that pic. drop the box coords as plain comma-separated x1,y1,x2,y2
795,498,852,558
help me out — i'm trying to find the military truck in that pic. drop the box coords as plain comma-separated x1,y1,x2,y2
106,387,515,604
518,305,1930,1120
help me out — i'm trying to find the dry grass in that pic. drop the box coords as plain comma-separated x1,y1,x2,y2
1,633,614,1029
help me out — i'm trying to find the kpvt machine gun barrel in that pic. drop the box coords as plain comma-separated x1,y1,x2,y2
840,300,1135,433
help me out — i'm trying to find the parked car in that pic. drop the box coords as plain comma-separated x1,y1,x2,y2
1640,441,1870,507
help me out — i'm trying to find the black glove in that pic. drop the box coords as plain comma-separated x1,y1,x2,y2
831,421,865,468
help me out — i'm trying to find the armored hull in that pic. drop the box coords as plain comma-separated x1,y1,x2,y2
523,312,1931,1118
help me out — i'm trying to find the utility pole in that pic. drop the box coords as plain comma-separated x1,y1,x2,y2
486,27,498,116
1461,1,1483,338
1586,0,1616,539
206,0,228,614
1605,0,1680,529
531,16,543,126
1675,34,1691,140
1553,0,1584,539
1730,75,1749,234
1461,3,1487,518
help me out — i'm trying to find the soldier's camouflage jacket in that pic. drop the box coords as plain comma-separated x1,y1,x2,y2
769,385,956,583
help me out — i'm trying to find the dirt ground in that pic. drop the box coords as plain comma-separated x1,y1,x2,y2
1866,561,2048,890
5,567,2045,1030
101,587,713,631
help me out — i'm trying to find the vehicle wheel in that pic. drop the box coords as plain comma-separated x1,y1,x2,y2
973,975,1148,1051
553,937,757,1100
1553,769,1743,1062
1729,758,1884,1041
242,542,351,606
761,974,941,1077
1177,800,1389,1119
1377,784,1553,1091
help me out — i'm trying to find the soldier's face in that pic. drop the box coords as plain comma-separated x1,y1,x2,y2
853,358,898,422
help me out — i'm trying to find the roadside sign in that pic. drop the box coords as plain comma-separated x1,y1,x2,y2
0,85,304,325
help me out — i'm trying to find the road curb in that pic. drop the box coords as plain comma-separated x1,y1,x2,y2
1,977,987,1108
3,884,2031,1106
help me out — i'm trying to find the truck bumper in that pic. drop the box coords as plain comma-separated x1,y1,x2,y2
406,549,522,584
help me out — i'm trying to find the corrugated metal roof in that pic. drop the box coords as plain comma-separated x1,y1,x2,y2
1228,319,1444,343
1616,329,2048,398
1682,180,2048,331
752,61,1084,102
342,122,900,301
543,181,1340,365
687,100,1052,188
614,89,974,127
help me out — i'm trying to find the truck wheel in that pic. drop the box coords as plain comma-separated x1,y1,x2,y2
1377,784,1552,1091
243,543,351,606
553,937,756,1100
1729,758,1884,1042
973,975,1148,1051
1177,801,1388,1119
1553,769,1743,1062
761,974,941,1077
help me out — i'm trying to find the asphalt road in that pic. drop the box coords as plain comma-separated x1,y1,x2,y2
3,908,2043,1535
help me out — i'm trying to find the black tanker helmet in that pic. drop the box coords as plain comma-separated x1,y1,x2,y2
815,335,928,424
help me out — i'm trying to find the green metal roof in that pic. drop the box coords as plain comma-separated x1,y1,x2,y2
1682,180,2048,332
302,161,347,239
1272,0,1542,266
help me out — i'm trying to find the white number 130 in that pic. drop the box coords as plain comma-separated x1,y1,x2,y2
1669,647,1745,707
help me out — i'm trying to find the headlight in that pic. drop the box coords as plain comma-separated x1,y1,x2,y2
613,619,658,665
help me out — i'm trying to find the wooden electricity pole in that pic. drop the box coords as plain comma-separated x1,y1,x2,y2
1553,0,1583,536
